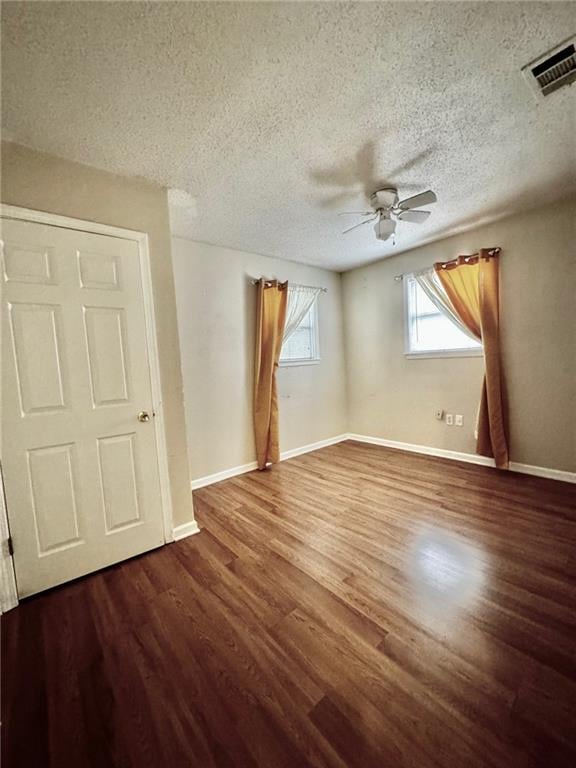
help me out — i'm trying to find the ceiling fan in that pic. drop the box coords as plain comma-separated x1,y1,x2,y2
340,188,437,242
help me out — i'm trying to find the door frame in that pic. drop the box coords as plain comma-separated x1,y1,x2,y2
0,205,176,602
0,461,18,613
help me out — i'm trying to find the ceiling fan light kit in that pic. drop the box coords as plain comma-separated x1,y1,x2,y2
374,215,397,241
341,187,437,242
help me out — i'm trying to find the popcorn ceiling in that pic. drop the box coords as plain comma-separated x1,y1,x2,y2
2,1,575,270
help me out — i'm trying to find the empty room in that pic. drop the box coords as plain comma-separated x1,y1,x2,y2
1,1,575,766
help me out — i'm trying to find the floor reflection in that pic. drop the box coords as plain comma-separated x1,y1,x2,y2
408,528,487,611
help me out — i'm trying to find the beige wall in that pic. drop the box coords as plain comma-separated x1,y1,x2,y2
1,142,194,526
343,197,576,473
171,239,348,480
5,138,570,499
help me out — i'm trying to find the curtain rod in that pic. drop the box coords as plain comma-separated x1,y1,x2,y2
250,279,327,293
393,247,501,282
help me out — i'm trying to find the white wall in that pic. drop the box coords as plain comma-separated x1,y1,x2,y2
172,239,347,481
343,197,576,473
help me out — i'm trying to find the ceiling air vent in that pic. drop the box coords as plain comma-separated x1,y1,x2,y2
522,38,576,99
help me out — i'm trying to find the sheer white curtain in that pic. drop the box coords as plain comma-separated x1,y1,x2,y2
283,285,322,343
413,267,478,342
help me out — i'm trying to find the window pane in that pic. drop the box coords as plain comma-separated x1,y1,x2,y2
282,326,313,359
407,278,481,353
280,303,318,361
413,313,477,351
414,284,440,317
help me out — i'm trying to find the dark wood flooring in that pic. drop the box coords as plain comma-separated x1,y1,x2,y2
2,441,576,768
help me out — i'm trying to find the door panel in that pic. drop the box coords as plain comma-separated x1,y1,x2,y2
27,443,82,554
97,432,142,532
3,242,55,285
9,302,68,414
77,250,120,290
1,218,165,596
84,306,130,406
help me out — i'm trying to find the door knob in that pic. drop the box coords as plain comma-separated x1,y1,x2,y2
138,411,150,423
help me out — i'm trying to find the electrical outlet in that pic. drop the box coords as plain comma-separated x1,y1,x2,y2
446,414,454,426
455,414,464,427
435,409,444,421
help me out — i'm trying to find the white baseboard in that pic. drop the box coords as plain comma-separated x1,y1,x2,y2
172,520,201,541
190,434,348,490
507,462,576,484
347,434,496,467
347,433,576,484
280,434,349,461
191,461,259,490
189,432,575,490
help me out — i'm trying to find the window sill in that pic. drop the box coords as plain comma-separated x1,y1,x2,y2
279,358,321,367
405,349,483,360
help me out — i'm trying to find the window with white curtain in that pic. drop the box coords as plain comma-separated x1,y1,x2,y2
404,275,482,357
280,299,320,365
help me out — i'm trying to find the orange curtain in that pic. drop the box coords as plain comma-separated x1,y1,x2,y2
435,250,509,469
254,279,288,470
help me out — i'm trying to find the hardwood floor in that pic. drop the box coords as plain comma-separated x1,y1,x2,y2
2,440,576,768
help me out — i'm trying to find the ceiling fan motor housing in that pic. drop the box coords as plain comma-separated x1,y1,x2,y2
370,188,399,210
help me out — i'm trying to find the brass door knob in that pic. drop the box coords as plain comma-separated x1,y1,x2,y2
138,411,150,423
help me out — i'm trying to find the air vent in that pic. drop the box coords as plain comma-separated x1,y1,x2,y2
522,37,576,99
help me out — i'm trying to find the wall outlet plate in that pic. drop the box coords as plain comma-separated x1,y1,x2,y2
455,414,464,427
446,414,454,426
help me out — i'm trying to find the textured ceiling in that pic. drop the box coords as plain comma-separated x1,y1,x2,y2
2,1,575,271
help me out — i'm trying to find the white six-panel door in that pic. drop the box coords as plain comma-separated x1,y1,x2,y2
1,218,166,596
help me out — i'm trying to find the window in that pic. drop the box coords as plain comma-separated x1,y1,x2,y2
280,300,320,365
405,275,482,357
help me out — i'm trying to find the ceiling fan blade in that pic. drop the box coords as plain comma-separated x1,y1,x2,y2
397,190,437,210
338,211,374,216
342,216,377,234
397,209,431,224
